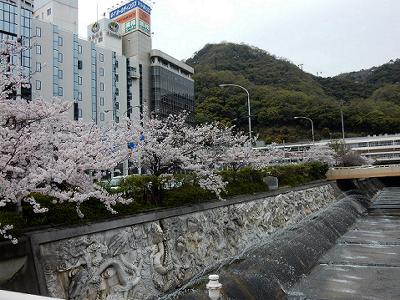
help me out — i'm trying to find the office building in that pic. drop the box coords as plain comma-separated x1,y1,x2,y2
28,0,194,125
150,50,194,121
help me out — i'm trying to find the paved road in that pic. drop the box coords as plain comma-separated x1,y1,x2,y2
288,187,400,300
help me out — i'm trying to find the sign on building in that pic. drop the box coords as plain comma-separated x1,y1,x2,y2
109,0,151,36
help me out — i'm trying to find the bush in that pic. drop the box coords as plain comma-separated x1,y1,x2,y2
264,162,328,187
220,167,269,196
0,162,329,240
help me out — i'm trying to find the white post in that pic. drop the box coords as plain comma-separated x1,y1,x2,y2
206,274,222,300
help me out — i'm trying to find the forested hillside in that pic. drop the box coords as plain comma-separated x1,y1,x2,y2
186,43,400,143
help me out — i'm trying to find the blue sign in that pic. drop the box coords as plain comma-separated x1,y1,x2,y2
110,0,151,19
128,142,136,149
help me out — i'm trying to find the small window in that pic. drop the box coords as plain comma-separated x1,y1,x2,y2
58,52,63,63
100,97,104,106
78,108,82,118
78,92,82,101
115,74,119,82
78,60,82,69
58,86,63,96
115,102,119,109
58,36,63,46
47,8,51,16
35,62,41,72
35,44,41,54
35,80,41,90
100,82,104,91
36,26,41,37
99,67,104,76
99,53,104,62
58,69,63,79
115,60,119,68
100,112,105,121
78,44,82,54
115,88,119,96
78,76,82,85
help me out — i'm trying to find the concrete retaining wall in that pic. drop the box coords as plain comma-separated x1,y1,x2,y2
1,182,340,300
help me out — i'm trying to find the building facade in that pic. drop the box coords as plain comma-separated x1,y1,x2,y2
150,50,195,121
33,0,78,33
29,0,194,125
0,0,33,100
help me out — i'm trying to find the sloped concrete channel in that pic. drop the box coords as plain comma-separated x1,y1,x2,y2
288,187,400,300
176,187,373,300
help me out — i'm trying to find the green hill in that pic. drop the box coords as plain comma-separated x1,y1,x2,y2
186,43,400,143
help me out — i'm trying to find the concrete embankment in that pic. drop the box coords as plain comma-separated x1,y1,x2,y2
0,181,339,300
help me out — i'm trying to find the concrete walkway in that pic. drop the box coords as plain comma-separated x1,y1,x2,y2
288,187,400,300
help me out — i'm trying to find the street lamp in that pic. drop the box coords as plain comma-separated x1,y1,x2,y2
339,100,345,144
294,116,314,144
219,84,252,144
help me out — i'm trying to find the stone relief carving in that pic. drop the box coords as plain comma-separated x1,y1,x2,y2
40,185,336,300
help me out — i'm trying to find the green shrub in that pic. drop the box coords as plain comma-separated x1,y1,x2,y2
264,162,328,187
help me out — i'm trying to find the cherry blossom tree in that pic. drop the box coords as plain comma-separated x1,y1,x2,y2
0,41,131,241
223,143,286,171
127,112,263,204
302,144,337,166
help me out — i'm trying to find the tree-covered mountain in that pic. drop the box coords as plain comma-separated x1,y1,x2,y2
186,43,400,143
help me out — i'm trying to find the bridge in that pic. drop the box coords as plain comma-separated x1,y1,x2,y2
326,164,400,180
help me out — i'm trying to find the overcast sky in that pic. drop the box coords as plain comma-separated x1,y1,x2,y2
78,0,400,77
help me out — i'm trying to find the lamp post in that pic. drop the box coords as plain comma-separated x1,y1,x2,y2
294,116,314,144
339,100,345,144
219,84,252,144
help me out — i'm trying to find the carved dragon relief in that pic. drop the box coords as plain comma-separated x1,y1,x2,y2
39,185,336,300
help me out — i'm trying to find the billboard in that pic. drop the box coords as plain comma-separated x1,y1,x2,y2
110,0,151,35
109,0,151,19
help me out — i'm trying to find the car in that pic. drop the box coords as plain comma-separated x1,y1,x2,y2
108,176,126,190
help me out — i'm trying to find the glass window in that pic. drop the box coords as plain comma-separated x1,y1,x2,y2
58,69,63,79
36,62,41,72
58,36,63,46
78,92,82,101
36,26,41,37
78,60,82,69
100,82,104,91
78,108,82,118
78,76,82,85
99,67,104,76
100,112,105,121
47,8,51,16
36,44,41,54
58,52,63,63
35,80,41,90
78,44,82,54
100,97,104,106
99,53,104,62
58,87,63,96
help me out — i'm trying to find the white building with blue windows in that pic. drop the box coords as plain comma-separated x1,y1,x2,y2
0,0,194,127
